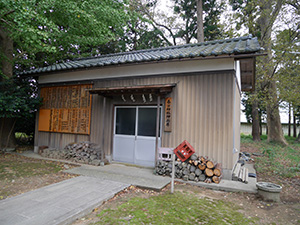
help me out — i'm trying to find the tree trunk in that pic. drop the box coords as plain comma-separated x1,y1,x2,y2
288,103,291,136
0,118,17,150
293,108,297,138
296,131,300,142
196,0,204,42
260,121,263,135
266,82,287,145
0,28,13,80
0,29,17,150
252,99,261,141
258,0,287,145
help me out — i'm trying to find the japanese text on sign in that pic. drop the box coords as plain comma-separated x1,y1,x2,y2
164,97,172,132
38,84,92,134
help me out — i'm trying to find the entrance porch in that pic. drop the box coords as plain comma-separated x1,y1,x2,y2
89,84,175,167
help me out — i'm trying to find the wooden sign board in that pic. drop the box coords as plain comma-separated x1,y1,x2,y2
38,109,51,132
164,97,172,132
38,84,92,135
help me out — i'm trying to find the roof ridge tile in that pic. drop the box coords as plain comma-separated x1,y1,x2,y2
18,36,261,76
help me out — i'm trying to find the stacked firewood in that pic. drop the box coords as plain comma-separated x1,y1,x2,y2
64,141,103,161
40,141,104,166
155,154,222,184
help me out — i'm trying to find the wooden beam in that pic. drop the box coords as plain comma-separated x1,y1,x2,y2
89,83,176,96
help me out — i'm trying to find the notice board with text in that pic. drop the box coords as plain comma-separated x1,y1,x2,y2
38,84,92,134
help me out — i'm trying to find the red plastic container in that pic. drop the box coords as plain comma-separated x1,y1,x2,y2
174,140,195,162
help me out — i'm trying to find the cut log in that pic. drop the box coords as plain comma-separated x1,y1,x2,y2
198,163,206,170
244,168,249,184
193,160,199,166
183,168,190,175
241,167,246,182
188,173,195,181
183,175,189,181
212,176,221,184
206,160,215,169
200,156,208,163
195,168,202,176
232,163,241,180
190,165,196,173
205,168,214,177
199,174,206,181
238,168,243,181
204,178,212,183
213,163,222,177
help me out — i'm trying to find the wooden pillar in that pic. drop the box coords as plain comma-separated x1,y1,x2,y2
155,95,160,164
101,96,106,161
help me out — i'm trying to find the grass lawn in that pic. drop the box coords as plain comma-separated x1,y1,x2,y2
241,134,300,178
96,191,257,225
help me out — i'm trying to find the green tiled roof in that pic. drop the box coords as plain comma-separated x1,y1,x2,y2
21,36,261,75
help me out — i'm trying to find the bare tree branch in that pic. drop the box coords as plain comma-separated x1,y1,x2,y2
0,9,15,19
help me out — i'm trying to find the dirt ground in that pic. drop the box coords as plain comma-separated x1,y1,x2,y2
241,145,300,203
0,151,78,200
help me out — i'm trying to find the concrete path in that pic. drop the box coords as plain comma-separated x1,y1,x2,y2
65,164,171,191
17,151,256,193
0,176,129,225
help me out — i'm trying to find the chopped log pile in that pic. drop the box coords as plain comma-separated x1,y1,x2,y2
232,162,248,183
40,141,105,166
154,153,223,184
232,152,253,183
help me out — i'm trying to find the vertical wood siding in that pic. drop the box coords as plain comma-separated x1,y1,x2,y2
36,71,237,169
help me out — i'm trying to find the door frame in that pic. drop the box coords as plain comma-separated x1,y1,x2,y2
112,105,162,166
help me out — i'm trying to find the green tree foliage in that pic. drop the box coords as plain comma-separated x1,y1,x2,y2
84,1,169,54
0,0,131,72
172,0,225,43
242,93,266,124
0,76,41,149
275,29,300,107
118,1,170,51
0,77,41,119
0,0,132,148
